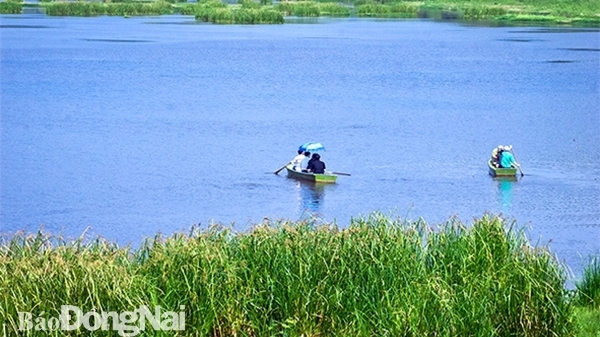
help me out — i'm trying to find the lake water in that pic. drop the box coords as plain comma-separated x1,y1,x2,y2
1,14,599,280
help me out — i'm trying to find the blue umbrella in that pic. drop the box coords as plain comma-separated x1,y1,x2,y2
299,142,325,152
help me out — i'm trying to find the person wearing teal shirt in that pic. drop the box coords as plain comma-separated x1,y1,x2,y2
500,146,520,169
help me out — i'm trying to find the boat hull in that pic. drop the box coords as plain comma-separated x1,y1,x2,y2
488,160,517,177
285,165,337,183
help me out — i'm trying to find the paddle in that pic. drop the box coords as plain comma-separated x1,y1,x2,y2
274,162,290,175
511,150,524,177
330,171,351,176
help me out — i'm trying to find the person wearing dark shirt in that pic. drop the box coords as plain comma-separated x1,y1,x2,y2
307,153,326,174
303,153,316,172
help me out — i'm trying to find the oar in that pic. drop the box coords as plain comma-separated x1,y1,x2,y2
330,171,351,176
511,150,524,177
274,163,290,175
516,164,524,177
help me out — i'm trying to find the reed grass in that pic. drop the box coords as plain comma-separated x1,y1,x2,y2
191,0,284,24
575,256,600,308
572,306,600,337
274,1,350,17
179,3,196,15
194,6,284,24
0,214,579,336
44,1,174,17
240,0,262,9
422,0,600,25
275,1,321,17
317,2,351,17
0,1,22,14
461,5,508,19
357,2,419,18
4,0,599,26
14,0,600,26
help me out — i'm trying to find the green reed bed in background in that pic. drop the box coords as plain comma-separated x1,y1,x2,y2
419,0,600,25
460,5,508,19
0,0,22,14
3,0,599,26
275,1,350,17
189,0,283,23
357,2,419,18
43,1,173,16
272,0,599,25
1,214,588,336
277,0,598,25
317,2,350,16
190,0,349,22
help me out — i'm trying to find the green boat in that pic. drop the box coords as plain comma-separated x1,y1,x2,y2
488,160,517,177
285,164,338,183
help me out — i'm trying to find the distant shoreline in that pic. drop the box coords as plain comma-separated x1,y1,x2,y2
2,0,599,27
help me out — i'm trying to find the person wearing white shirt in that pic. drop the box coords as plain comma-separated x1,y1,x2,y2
290,151,310,171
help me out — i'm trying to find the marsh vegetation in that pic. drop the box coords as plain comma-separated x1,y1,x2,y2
2,215,598,336
1,0,598,26
573,256,600,336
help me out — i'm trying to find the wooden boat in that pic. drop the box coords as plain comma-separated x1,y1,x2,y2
285,164,337,183
488,160,517,177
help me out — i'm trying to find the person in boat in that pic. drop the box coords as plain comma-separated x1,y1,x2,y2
291,150,310,172
499,145,520,169
302,152,316,172
306,153,326,174
491,145,504,168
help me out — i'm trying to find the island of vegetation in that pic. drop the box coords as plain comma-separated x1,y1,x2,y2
1,214,599,336
1,0,599,26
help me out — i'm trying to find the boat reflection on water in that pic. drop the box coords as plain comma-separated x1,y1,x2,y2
495,176,517,213
292,180,331,220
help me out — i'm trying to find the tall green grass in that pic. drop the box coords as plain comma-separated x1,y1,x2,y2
190,0,283,23
195,7,284,24
422,0,600,25
571,257,600,337
357,2,419,18
572,306,600,337
462,5,508,19
275,1,350,17
576,256,600,308
18,0,600,26
318,2,351,17
44,1,174,16
0,215,577,336
0,0,22,14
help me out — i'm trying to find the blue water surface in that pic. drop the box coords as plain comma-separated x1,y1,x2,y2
1,15,599,280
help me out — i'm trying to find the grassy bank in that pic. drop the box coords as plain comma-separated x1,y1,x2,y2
189,0,284,24
574,306,600,337
43,1,174,16
419,0,600,26
573,256,600,337
187,0,600,25
3,215,594,336
2,0,599,26
0,0,23,14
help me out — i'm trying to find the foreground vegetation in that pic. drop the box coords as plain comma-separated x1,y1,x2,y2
1,0,599,26
573,256,600,337
2,215,598,336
